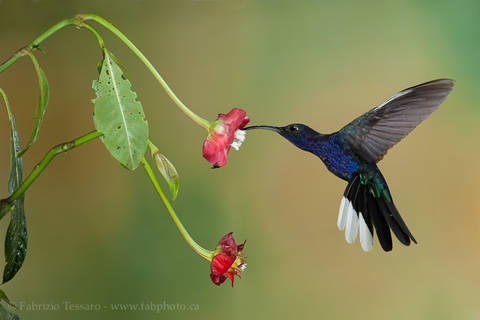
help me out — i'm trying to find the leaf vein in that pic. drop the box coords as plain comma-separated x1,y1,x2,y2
106,55,135,165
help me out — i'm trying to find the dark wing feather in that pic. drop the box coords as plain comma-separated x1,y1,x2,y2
339,79,454,163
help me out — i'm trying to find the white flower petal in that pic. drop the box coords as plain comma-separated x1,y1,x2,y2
231,130,246,151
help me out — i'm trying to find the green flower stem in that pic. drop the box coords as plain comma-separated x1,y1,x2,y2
0,15,106,75
79,14,212,130
140,157,213,261
0,14,211,129
7,130,103,203
0,18,77,74
0,51,24,74
77,21,105,49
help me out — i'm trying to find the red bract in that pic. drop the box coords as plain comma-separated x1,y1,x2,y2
202,108,249,168
210,232,246,286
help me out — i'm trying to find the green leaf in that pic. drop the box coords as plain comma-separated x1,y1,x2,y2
3,199,27,284
19,51,50,156
0,304,18,320
108,51,131,80
93,50,148,170
0,89,27,284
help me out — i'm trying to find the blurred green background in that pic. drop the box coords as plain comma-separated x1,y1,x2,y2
0,0,479,319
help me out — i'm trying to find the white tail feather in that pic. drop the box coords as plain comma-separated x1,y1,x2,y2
337,197,348,230
345,202,358,243
359,213,373,251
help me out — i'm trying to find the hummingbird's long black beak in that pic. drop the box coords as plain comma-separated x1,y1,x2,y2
242,125,282,132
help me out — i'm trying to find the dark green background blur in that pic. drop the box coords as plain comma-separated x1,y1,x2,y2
0,1,479,319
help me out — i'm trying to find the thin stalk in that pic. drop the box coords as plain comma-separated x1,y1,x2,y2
78,22,105,49
0,18,78,74
141,158,213,261
7,130,103,202
0,14,210,129
80,14,212,130
0,16,106,74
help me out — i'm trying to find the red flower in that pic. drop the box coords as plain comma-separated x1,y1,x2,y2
210,232,246,286
202,108,249,168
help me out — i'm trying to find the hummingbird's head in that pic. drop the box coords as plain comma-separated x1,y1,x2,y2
243,123,320,151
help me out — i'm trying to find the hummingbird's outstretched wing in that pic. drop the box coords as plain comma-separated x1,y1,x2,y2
338,79,454,163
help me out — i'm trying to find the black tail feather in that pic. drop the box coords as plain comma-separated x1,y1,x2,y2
344,175,360,199
367,192,392,251
343,172,416,252
360,186,373,235
377,199,411,246
384,200,417,244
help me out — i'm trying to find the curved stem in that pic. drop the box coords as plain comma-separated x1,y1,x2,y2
78,22,105,49
7,130,103,202
0,14,211,129
0,16,106,74
141,157,213,261
31,18,79,48
0,51,24,74
80,14,212,130
0,18,77,74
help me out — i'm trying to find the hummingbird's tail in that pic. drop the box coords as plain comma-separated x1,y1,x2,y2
337,170,417,252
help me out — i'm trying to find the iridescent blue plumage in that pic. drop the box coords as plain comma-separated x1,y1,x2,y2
291,132,360,180
244,79,455,252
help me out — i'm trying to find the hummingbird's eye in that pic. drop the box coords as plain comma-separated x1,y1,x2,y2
289,125,299,132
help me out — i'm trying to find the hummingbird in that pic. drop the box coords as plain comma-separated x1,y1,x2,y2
244,79,454,252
